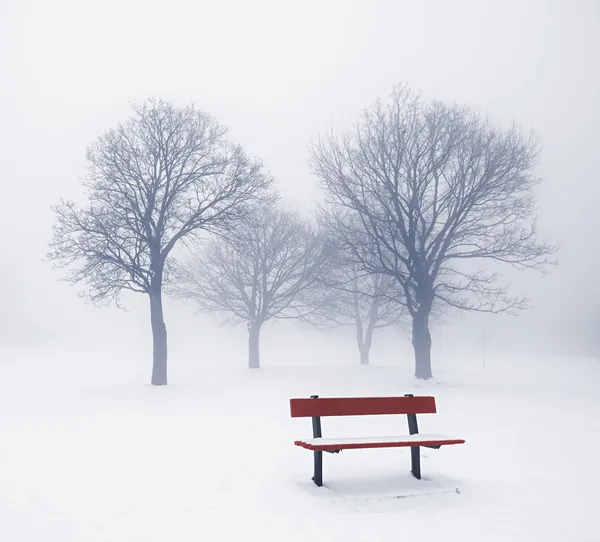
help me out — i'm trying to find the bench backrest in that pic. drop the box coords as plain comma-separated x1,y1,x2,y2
290,395,437,418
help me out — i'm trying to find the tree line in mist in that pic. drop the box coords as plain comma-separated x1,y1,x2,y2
47,84,558,385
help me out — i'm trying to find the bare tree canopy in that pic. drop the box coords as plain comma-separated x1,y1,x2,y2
311,84,558,379
48,99,274,385
171,204,328,368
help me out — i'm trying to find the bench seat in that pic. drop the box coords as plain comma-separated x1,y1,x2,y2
295,434,465,451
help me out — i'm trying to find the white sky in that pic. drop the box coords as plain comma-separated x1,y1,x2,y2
0,0,599,361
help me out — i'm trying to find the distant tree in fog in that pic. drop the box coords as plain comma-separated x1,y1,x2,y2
171,204,328,369
48,99,273,385
311,84,558,380
308,259,410,365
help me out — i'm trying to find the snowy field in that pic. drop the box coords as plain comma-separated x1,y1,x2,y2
1,350,599,541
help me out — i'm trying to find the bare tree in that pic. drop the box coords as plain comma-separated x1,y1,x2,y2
309,260,409,364
311,85,558,379
171,204,328,368
48,99,273,385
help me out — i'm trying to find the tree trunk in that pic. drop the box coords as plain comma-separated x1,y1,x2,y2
149,283,168,386
357,294,379,365
357,321,376,365
412,310,432,380
359,345,370,365
248,322,261,369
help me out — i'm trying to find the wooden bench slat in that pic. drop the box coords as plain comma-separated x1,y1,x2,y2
294,434,465,451
290,396,437,418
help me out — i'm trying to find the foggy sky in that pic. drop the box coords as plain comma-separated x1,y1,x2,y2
1,0,599,363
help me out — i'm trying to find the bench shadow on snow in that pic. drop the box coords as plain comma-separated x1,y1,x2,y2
294,469,462,512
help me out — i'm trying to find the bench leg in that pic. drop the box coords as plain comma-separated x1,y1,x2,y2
312,450,323,487
411,446,421,480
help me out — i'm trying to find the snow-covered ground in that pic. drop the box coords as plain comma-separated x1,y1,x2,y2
0,350,598,541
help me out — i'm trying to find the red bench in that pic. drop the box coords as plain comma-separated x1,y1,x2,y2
290,394,465,487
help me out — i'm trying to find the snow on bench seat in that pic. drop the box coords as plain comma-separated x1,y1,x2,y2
294,434,466,451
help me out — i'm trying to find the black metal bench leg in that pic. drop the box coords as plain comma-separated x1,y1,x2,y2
313,450,323,487
309,397,324,487
411,445,421,479
404,395,422,480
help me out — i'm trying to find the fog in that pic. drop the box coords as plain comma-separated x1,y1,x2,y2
1,0,599,367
